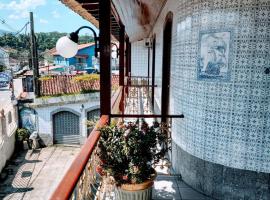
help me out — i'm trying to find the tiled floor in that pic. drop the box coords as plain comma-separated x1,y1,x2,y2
0,146,80,200
153,175,214,200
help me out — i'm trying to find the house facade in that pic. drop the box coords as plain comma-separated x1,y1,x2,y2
0,103,18,173
52,43,96,71
21,93,100,145
18,75,119,145
0,47,9,68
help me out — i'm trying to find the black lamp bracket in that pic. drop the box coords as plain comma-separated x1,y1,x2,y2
69,26,99,58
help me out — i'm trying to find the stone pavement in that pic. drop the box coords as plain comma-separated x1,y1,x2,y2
0,146,80,200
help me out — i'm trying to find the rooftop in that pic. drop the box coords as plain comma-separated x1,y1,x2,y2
51,42,95,56
39,74,119,97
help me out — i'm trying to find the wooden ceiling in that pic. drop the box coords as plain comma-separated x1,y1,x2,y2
61,0,167,42
76,0,121,40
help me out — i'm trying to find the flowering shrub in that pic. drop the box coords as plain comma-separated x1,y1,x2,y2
39,75,53,81
16,128,30,141
97,120,167,186
72,74,99,82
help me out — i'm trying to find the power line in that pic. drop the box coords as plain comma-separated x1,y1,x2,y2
14,22,30,36
0,16,17,32
0,16,29,34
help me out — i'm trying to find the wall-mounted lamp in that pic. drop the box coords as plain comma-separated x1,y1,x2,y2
111,42,119,59
56,26,99,58
80,104,85,112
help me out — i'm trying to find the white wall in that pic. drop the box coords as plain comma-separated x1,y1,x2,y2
31,93,100,145
0,103,18,172
14,78,23,97
131,41,149,77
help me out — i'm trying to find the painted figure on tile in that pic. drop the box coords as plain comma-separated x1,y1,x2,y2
198,31,231,80
20,108,37,133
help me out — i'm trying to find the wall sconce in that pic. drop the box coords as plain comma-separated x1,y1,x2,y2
56,26,99,58
80,104,85,112
111,42,119,59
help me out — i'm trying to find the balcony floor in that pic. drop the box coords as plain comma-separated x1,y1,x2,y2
151,161,214,200
153,174,214,200
101,162,214,200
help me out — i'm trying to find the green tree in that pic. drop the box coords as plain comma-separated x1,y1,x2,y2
0,64,6,72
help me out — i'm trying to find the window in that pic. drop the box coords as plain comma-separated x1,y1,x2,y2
8,111,12,124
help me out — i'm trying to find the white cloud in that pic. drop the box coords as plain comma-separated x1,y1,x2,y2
8,14,20,20
1,0,46,20
5,0,46,11
8,11,29,20
39,19,48,24
0,3,5,9
52,10,60,18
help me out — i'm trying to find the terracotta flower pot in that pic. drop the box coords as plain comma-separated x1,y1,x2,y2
115,170,157,200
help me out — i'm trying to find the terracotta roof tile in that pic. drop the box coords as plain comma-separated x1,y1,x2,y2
40,75,119,96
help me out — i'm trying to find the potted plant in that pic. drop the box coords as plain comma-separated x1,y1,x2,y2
97,120,167,200
15,128,30,151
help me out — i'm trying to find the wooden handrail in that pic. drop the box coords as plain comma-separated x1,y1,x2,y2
49,115,109,200
110,114,184,118
127,76,150,78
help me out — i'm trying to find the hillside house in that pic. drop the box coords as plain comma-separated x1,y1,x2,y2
51,43,97,72
0,47,9,68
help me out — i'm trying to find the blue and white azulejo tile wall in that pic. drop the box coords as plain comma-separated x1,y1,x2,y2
152,0,270,173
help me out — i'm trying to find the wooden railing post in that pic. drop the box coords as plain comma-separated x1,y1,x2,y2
119,24,125,86
125,37,130,78
99,0,111,116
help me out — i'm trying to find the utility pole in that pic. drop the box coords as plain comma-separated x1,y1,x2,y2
30,12,40,97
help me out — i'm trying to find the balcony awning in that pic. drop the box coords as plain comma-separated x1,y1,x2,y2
61,0,121,41
60,0,167,42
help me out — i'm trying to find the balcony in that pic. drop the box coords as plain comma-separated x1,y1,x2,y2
49,76,212,200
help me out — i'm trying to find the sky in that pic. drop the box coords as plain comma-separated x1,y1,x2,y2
0,0,98,35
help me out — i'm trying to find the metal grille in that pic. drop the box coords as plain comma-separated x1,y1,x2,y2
87,109,100,121
53,111,80,144
87,109,100,136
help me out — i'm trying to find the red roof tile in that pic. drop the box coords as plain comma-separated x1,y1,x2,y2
40,74,119,96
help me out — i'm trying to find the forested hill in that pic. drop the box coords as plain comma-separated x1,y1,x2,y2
0,29,11,36
0,32,94,52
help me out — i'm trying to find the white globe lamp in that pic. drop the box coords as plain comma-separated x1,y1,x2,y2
56,36,78,58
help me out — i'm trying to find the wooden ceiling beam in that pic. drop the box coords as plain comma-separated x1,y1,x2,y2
76,0,98,3
83,4,99,10
111,1,121,27
86,9,99,12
